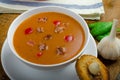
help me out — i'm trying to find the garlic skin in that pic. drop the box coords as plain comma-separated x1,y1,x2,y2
88,62,100,75
98,37,120,60
97,19,120,60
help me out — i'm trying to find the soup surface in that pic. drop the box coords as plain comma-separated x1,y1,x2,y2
13,12,85,65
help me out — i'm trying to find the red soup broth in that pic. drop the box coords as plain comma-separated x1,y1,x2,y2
13,12,85,65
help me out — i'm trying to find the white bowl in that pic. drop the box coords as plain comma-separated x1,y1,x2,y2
7,6,90,70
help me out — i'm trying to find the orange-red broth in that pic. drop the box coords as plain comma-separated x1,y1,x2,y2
13,12,85,65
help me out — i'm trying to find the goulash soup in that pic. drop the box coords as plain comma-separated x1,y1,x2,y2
13,12,85,65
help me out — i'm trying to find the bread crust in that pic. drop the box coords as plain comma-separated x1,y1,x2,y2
76,55,109,80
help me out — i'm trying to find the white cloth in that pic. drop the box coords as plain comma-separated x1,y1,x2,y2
0,0,104,20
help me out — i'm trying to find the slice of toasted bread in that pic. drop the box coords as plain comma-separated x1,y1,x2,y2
76,55,109,80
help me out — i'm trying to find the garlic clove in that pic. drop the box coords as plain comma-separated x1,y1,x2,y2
98,37,120,60
88,62,100,75
97,19,120,60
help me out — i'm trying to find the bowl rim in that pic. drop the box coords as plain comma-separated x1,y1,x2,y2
7,6,90,67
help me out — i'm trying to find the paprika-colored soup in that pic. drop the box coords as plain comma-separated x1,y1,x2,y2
13,12,85,65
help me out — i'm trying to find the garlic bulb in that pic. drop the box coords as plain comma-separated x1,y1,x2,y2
97,19,120,60
88,62,100,75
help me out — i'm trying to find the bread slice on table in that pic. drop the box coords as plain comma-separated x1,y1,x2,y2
76,55,109,80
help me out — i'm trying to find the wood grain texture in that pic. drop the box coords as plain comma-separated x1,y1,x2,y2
0,0,120,80
0,14,19,80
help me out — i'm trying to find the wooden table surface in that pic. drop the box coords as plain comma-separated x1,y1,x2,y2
0,0,120,80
